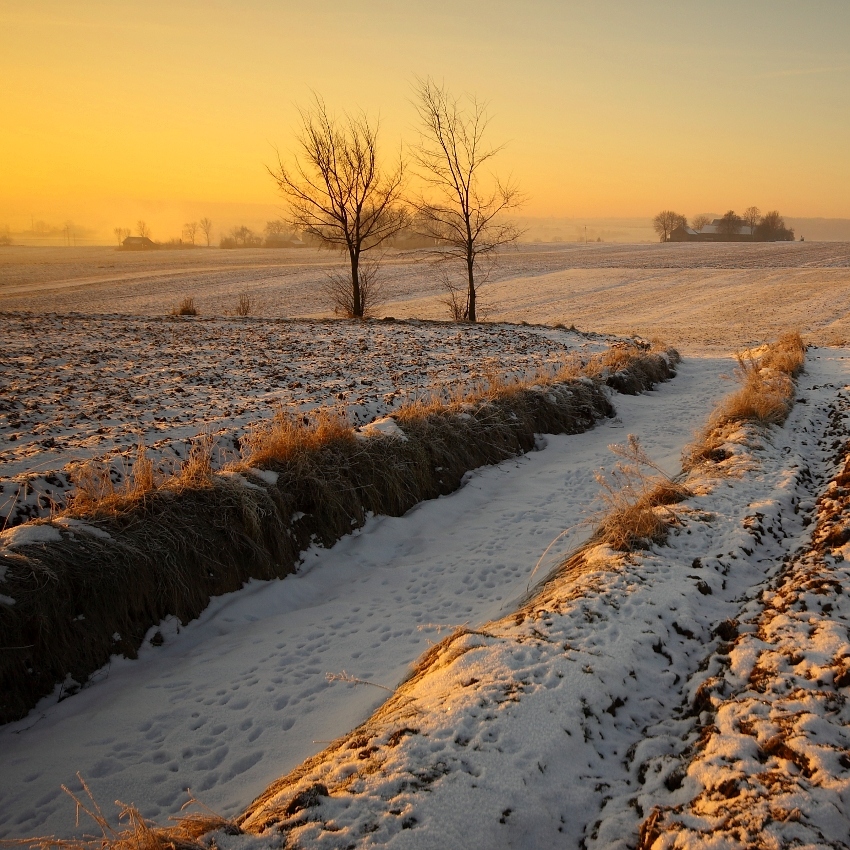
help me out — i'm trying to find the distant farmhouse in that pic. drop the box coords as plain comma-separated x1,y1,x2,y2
670,220,754,242
262,232,305,248
121,236,157,250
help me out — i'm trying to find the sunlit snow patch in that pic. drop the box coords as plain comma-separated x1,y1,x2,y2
359,416,408,441
0,523,62,550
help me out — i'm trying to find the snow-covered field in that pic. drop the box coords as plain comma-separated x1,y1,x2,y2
0,316,612,526
2,241,850,348
0,355,726,839
2,244,850,847
232,349,850,850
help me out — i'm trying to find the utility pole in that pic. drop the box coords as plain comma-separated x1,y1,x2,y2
584,225,587,245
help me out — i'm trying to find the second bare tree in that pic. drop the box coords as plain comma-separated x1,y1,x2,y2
411,78,523,323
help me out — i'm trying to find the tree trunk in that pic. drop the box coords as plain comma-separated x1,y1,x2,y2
466,252,476,323
350,250,362,318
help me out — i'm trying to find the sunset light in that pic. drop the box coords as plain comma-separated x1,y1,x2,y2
3,4,850,847
2,1,849,240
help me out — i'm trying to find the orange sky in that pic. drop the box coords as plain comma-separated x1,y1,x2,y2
2,1,849,242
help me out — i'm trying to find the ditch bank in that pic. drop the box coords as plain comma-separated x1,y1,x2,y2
0,348,677,725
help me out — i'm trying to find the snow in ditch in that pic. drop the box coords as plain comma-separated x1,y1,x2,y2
0,357,727,839
222,349,850,850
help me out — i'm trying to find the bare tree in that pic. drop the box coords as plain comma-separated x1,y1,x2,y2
137,220,151,239
718,209,742,237
411,78,523,323
742,206,761,239
222,225,260,247
691,213,712,232
199,217,213,247
269,96,407,318
652,210,687,242
183,221,198,245
113,226,130,245
63,220,77,246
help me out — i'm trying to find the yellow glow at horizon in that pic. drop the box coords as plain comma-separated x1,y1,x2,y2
2,1,849,237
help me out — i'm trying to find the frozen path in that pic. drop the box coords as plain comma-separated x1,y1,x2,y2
0,357,727,839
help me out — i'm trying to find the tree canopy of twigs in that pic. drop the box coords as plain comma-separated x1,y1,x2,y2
411,78,523,323
652,210,687,242
742,205,761,236
269,96,407,318
198,217,213,247
690,213,712,232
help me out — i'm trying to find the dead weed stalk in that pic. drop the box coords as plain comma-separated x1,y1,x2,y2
594,435,691,552
170,297,197,317
1,774,239,850
529,435,690,593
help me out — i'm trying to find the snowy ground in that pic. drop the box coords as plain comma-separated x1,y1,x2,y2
226,348,850,850
0,356,727,839
0,316,612,526
2,242,850,349
4,240,850,526
2,245,850,846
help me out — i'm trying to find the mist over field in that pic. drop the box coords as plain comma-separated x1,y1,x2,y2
2,241,850,348
5,215,850,248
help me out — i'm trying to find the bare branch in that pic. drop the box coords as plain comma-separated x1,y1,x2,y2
268,95,408,318
411,78,524,323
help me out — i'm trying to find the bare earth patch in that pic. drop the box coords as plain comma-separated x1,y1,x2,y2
0,314,612,526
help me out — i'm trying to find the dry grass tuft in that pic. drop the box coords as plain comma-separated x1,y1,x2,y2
171,297,197,316
685,331,805,469
235,292,251,317
65,437,215,519
174,434,215,491
593,435,691,552
718,354,795,427
66,442,162,518
759,330,805,377
3,774,239,850
558,341,679,394
240,409,354,468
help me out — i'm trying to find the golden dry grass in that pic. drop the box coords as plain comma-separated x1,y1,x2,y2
65,437,215,520
593,435,691,551
1,775,239,850
239,409,354,468
759,329,806,377
170,297,197,316
715,332,803,429
686,330,805,468
61,341,672,524
65,442,162,518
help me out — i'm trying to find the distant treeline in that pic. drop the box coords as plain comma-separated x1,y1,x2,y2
220,220,440,250
653,208,796,242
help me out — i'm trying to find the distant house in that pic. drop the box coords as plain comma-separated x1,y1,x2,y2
121,236,157,250
263,233,305,248
670,220,754,243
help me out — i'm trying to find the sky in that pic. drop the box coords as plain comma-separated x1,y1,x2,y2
1,0,849,242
